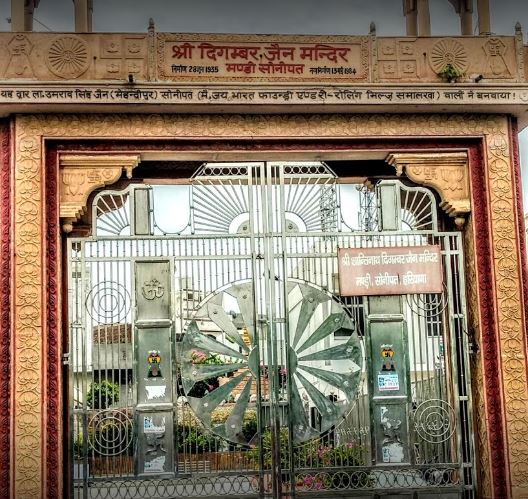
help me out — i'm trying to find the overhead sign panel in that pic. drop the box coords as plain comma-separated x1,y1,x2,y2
158,34,369,82
338,245,443,296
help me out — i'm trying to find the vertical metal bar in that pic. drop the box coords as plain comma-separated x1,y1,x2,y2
260,161,282,499
276,163,297,497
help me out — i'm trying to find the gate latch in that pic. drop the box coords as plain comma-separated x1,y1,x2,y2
62,353,70,366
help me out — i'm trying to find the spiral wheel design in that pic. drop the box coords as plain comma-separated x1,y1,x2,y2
429,39,468,74
46,36,90,78
413,399,456,444
86,281,131,324
181,281,363,444
88,409,133,456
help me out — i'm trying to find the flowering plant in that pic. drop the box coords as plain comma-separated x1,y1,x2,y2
185,350,226,397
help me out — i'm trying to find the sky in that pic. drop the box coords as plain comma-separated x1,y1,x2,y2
0,0,527,208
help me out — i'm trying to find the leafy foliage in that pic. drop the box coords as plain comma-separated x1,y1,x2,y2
437,63,464,82
86,380,120,409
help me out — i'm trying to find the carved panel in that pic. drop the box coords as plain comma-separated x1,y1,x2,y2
429,38,469,75
59,154,140,230
13,113,528,499
96,36,147,80
46,36,90,79
378,38,418,80
5,35,34,79
386,152,470,221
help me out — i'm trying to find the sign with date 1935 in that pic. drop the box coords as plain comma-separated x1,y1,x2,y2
338,245,443,296
158,34,368,82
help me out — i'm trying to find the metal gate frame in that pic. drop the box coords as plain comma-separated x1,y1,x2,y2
67,161,475,498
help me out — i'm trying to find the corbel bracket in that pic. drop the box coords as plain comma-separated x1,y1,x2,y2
59,154,140,232
386,152,470,226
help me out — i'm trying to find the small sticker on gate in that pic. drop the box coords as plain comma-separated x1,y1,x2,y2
378,373,399,391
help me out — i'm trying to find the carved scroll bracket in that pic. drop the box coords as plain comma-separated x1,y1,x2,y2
386,151,470,227
59,154,140,232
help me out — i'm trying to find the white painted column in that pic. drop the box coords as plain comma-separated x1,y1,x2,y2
477,0,491,34
74,0,93,32
417,0,431,36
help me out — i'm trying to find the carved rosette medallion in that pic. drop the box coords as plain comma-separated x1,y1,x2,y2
429,38,469,74
46,36,90,79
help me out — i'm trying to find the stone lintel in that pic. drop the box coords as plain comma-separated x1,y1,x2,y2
386,152,470,224
59,154,140,232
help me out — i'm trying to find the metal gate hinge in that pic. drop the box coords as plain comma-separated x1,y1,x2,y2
62,353,70,366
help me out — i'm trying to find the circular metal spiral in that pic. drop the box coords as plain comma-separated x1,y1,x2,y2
88,409,133,456
413,399,456,444
86,281,131,324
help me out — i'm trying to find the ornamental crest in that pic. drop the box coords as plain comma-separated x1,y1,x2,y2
142,278,164,300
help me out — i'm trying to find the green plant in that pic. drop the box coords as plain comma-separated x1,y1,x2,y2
73,432,85,458
182,350,231,397
437,63,463,83
248,428,371,490
176,424,221,453
86,380,120,409
247,427,291,469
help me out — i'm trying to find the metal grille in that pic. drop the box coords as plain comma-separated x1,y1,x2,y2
68,162,474,498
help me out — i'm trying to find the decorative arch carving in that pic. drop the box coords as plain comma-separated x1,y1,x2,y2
59,154,140,232
386,151,470,226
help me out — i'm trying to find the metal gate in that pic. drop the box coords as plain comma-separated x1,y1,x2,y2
68,161,474,498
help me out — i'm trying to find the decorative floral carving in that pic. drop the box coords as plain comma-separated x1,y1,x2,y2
46,36,90,79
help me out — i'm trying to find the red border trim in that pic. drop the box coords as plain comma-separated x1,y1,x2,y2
468,143,508,496
0,120,11,499
45,145,61,499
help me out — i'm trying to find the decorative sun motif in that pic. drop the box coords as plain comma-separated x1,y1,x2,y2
429,38,468,74
181,281,363,445
46,36,90,79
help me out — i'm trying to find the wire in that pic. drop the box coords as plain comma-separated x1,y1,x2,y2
33,17,52,31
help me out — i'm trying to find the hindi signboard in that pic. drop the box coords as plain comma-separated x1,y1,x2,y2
338,245,443,296
158,34,369,82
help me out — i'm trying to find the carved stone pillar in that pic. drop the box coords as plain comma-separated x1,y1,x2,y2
448,0,473,35
386,152,470,226
59,154,140,232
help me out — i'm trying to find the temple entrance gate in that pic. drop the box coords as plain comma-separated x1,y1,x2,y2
68,161,474,498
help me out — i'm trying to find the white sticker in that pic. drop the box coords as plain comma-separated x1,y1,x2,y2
145,385,166,400
378,373,399,391
144,455,166,473
382,442,404,463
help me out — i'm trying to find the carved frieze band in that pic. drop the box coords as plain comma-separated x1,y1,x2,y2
59,154,140,232
13,113,528,499
386,151,470,223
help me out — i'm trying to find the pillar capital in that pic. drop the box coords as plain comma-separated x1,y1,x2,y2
386,152,470,222
59,154,140,232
